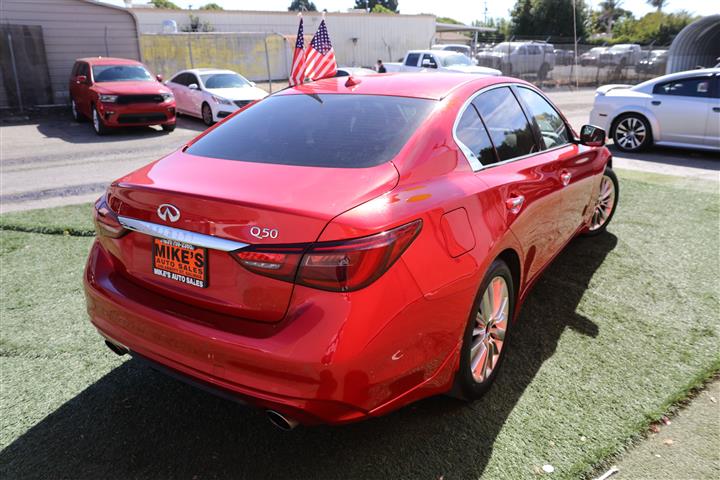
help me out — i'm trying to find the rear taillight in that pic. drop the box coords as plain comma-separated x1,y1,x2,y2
231,220,422,292
93,194,127,239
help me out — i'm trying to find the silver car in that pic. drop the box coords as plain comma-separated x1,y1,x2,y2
589,69,720,152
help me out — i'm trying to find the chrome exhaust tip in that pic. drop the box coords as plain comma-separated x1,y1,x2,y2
266,410,299,431
104,339,128,356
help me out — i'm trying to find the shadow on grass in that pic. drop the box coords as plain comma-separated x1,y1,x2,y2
0,234,617,479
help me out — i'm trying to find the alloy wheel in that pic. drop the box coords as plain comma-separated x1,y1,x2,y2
614,117,647,150
589,174,616,231
202,104,213,125
93,108,100,133
470,276,509,383
71,100,78,120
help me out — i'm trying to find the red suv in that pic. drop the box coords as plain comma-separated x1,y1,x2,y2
69,57,176,135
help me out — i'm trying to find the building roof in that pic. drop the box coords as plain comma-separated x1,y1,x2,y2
280,72,501,100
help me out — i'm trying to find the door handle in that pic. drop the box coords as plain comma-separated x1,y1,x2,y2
506,195,525,214
651,100,661,106
560,171,572,186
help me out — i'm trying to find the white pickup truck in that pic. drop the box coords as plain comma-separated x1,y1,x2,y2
384,50,501,76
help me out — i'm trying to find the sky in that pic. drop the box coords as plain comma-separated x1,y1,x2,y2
109,1,718,24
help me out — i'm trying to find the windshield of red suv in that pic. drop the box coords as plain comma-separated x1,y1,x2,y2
186,94,436,168
92,65,153,82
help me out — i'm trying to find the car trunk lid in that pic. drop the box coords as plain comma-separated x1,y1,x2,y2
106,150,399,322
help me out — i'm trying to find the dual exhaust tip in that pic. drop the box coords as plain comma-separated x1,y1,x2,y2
104,340,299,430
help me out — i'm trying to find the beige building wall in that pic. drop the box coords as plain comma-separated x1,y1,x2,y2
132,9,436,67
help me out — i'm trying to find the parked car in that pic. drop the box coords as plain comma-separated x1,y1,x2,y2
635,50,668,76
384,50,500,75
598,44,642,67
85,72,617,428
579,46,608,66
476,41,555,79
554,49,575,66
431,44,473,58
589,68,720,152
166,68,268,126
69,57,176,135
334,67,377,77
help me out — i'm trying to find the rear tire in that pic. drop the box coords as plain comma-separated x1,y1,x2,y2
71,99,84,122
612,113,651,152
454,259,515,400
91,104,108,135
583,167,619,236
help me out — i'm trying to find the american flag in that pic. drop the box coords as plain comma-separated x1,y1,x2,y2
289,16,305,86
304,19,337,81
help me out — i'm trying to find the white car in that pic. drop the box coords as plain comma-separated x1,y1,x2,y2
589,69,720,152
166,68,268,125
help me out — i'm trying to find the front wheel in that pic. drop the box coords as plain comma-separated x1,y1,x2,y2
161,123,176,132
583,167,619,236
454,259,514,400
91,105,108,135
71,99,84,122
201,103,214,126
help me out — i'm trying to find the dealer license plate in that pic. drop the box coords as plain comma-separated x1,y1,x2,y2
152,238,208,288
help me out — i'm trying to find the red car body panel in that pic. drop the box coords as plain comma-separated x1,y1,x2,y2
69,57,176,128
84,73,611,424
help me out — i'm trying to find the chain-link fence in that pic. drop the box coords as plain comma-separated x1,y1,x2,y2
473,40,670,88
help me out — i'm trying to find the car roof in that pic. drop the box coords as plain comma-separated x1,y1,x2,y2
279,72,507,100
77,57,143,66
182,68,239,75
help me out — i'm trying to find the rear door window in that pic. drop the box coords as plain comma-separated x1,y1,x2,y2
171,73,188,86
516,87,571,149
455,106,497,165
472,87,538,161
653,77,712,97
186,94,436,168
405,53,420,67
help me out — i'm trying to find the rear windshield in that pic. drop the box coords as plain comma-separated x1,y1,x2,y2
186,94,435,168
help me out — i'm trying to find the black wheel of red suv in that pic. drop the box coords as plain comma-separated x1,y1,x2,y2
162,123,176,132
71,98,84,122
454,259,514,400
91,104,108,135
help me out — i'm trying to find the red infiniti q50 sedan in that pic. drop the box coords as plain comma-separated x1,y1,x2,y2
84,73,618,429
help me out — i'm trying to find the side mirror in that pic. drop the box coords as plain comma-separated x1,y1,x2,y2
188,83,199,90
76,75,88,84
156,74,163,82
579,124,606,147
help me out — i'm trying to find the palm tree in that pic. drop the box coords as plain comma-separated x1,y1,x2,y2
646,0,667,12
598,0,623,33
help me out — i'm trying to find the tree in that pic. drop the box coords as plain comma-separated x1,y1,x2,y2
288,0,317,11
436,16,463,24
612,10,694,44
354,0,398,13
371,4,394,13
509,0,589,39
149,0,180,8
181,14,215,32
646,0,667,12
592,0,632,34
199,3,223,10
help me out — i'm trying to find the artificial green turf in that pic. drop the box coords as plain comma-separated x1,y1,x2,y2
0,170,718,479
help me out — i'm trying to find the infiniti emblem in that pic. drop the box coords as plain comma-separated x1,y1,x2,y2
157,203,180,223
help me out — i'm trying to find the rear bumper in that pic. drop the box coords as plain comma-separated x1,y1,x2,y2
84,240,463,424
96,101,176,127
